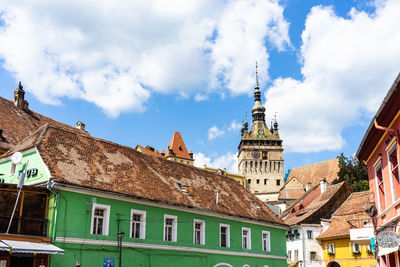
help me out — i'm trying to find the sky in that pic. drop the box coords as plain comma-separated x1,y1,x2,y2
0,0,399,174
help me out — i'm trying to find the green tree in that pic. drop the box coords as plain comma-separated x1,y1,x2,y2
332,153,369,192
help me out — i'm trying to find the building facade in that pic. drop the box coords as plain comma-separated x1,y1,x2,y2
357,73,400,266
238,66,284,202
0,124,288,267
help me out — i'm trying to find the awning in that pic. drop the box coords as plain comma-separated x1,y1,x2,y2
1,240,64,255
377,245,399,257
0,241,10,251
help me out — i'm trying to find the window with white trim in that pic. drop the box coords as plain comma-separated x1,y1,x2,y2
242,227,251,250
307,230,313,239
163,214,177,242
130,209,146,239
294,249,298,261
376,164,386,211
193,219,205,245
220,224,230,248
328,243,335,253
90,203,110,236
352,242,360,252
389,146,400,200
310,251,317,261
262,230,270,252
287,250,292,261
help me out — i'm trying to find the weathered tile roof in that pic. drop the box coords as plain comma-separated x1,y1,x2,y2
285,158,339,187
282,182,352,226
135,145,163,158
0,96,85,152
4,124,285,226
318,191,373,238
278,188,306,201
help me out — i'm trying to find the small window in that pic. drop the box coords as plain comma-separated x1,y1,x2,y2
10,163,16,176
164,214,177,242
307,230,313,239
352,242,360,252
248,179,251,184
90,203,110,236
288,250,292,261
256,179,260,184
242,227,251,250
193,219,205,245
294,249,298,261
310,251,317,261
264,179,267,185
376,164,386,211
220,224,230,248
130,209,146,239
328,243,335,253
276,179,281,186
262,230,270,252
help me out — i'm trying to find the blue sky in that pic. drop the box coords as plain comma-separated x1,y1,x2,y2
0,0,399,173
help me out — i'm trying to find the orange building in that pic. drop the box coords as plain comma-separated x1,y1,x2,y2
357,73,400,266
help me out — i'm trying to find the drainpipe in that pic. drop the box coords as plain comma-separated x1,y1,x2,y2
374,119,400,144
302,227,306,267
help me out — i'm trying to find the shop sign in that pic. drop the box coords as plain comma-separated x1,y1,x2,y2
103,258,114,267
377,231,400,248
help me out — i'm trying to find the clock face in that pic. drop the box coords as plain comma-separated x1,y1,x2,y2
252,151,260,159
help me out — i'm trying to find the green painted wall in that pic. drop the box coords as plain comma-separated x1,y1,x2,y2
52,189,287,267
0,151,50,185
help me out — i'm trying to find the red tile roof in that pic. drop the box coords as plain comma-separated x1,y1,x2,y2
165,132,192,160
318,191,373,238
0,95,85,152
4,124,285,226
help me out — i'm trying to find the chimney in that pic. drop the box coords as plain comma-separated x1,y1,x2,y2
305,182,312,192
76,121,86,131
189,150,193,159
14,81,26,109
146,145,155,152
161,150,165,157
320,178,327,194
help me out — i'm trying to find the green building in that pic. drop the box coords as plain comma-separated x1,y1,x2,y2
0,124,287,267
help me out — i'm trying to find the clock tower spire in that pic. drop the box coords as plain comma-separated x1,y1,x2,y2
238,63,284,203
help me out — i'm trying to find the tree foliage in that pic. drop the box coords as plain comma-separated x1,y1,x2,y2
332,153,369,192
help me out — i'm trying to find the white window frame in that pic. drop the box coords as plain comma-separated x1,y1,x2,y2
352,242,360,252
219,223,230,248
163,214,177,242
130,209,146,239
294,249,298,261
328,243,335,253
193,219,205,245
242,227,251,250
262,230,270,252
310,251,317,261
375,163,385,212
307,230,313,239
90,203,110,236
388,145,399,201
287,250,292,261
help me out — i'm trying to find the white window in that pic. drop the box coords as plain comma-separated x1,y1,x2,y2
294,249,298,261
262,230,270,252
130,209,146,239
90,203,110,236
328,243,335,254
287,250,292,261
163,214,177,242
220,224,230,248
352,242,360,252
307,230,313,239
193,219,205,245
375,163,386,211
242,227,251,250
310,251,317,261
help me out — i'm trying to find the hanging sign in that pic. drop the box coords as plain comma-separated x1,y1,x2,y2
103,258,114,267
376,231,400,248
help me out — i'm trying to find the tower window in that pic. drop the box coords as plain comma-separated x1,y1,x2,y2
264,179,267,185
276,180,281,186
248,179,251,184
257,179,260,184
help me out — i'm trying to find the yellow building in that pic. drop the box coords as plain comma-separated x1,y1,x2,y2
317,191,377,267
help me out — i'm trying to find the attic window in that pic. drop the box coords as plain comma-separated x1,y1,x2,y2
251,200,262,211
179,145,183,151
299,204,304,210
176,182,191,196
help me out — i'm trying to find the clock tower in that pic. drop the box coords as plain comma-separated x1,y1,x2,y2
238,64,284,202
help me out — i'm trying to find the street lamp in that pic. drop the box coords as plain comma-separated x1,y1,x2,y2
118,231,125,267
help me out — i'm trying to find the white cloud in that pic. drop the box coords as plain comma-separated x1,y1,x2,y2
194,151,238,173
208,125,225,140
194,93,209,102
266,0,400,153
228,120,242,132
0,0,289,117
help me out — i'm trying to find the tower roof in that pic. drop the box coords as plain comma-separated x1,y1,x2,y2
165,131,192,160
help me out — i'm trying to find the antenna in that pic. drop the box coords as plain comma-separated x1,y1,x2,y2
11,152,22,164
